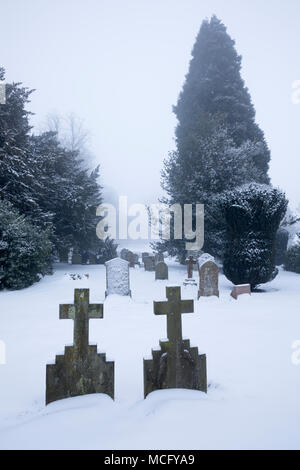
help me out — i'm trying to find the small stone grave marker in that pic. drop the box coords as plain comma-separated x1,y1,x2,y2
155,261,168,280
231,284,251,300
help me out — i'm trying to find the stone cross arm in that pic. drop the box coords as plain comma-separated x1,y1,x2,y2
59,289,103,357
153,287,194,343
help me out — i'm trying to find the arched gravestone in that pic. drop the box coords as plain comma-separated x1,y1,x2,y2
144,286,207,397
198,254,219,299
105,258,131,297
46,289,114,405
155,261,168,280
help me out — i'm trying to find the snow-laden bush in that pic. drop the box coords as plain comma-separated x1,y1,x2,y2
0,199,53,290
284,241,300,274
221,184,288,290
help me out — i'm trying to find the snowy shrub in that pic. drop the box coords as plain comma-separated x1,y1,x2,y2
221,184,288,290
284,242,300,274
0,200,53,290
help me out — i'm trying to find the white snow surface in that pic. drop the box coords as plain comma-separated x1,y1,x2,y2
0,261,300,450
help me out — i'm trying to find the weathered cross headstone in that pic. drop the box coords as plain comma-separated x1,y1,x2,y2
144,256,155,272
198,255,219,299
105,257,131,297
144,286,207,397
46,289,114,405
154,253,164,265
183,255,197,286
185,256,197,279
231,284,251,300
72,253,82,265
155,261,168,280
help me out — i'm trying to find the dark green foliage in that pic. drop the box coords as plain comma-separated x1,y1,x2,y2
284,243,300,274
0,66,107,289
174,16,270,181
275,228,289,266
159,16,271,261
221,184,288,289
97,238,118,264
0,199,53,290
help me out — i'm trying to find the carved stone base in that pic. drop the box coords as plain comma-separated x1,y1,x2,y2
46,345,114,405
143,339,207,398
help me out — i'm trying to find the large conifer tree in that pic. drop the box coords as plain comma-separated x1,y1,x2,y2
174,15,270,181
159,16,271,260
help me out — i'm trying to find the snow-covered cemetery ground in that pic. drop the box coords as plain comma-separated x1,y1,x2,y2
0,260,299,450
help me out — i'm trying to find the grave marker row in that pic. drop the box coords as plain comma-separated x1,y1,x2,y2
46,286,207,404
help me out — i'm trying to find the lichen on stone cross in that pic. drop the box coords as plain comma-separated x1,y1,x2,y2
144,286,207,397
153,286,194,346
59,289,103,358
185,256,197,279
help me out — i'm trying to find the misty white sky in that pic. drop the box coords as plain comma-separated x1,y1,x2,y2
1,0,300,209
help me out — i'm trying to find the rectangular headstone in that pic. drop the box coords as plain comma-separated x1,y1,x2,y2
144,256,155,271
198,254,219,299
231,284,251,300
105,257,131,297
155,261,168,280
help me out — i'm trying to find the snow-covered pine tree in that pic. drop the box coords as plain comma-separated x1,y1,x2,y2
159,16,271,261
174,15,270,181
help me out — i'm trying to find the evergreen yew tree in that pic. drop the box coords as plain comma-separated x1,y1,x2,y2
174,15,270,181
0,66,107,288
159,16,271,261
221,184,288,290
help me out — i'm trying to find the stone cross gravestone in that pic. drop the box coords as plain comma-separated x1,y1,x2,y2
155,261,168,280
105,257,131,297
144,286,207,397
144,256,155,272
46,289,114,405
198,255,219,299
185,256,197,279
183,255,197,286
